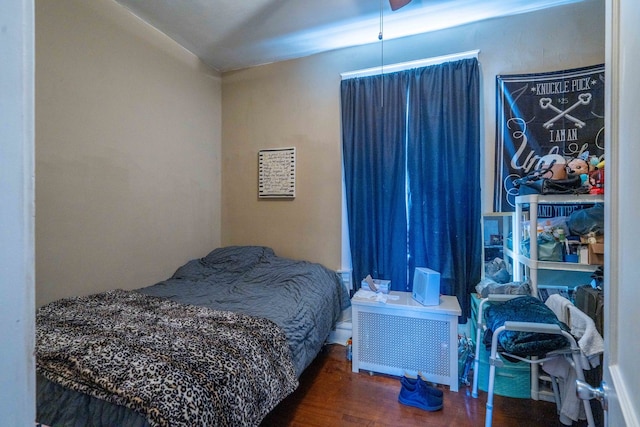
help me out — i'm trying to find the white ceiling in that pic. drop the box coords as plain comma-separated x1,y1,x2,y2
114,0,585,72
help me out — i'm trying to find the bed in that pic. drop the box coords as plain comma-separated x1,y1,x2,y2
36,246,351,427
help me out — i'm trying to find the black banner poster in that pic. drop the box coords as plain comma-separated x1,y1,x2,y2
493,64,605,212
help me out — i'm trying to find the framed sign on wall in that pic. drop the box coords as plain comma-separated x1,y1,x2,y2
258,147,296,199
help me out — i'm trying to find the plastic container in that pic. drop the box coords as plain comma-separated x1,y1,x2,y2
476,345,531,398
360,279,390,294
564,254,579,263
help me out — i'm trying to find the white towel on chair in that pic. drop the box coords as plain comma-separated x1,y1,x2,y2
568,304,604,366
545,294,573,324
542,294,604,424
544,294,603,367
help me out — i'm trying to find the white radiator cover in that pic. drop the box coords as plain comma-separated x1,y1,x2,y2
351,292,461,391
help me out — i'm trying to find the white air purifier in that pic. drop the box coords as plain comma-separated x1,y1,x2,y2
412,267,441,306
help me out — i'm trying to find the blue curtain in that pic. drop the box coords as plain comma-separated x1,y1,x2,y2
406,58,482,320
341,72,410,293
341,58,481,320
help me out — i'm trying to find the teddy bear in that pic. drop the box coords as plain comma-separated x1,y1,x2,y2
565,156,591,185
566,151,603,189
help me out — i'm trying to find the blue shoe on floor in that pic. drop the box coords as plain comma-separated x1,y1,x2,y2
401,374,444,398
398,384,443,411
398,377,443,411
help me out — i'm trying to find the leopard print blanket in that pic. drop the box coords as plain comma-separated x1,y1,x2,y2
36,289,299,427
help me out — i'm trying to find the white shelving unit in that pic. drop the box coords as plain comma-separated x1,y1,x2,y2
513,194,604,296
512,193,604,401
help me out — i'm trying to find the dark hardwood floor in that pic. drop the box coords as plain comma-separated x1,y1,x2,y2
262,344,586,427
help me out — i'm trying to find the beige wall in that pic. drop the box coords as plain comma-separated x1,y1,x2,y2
221,0,604,271
34,0,604,305
222,55,343,266
36,0,222,306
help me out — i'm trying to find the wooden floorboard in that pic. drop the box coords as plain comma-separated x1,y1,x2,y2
262,344,589,427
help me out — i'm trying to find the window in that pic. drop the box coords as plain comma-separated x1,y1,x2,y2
341,54,481,320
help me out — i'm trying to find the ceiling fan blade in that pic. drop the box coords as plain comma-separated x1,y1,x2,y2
389,0,412,11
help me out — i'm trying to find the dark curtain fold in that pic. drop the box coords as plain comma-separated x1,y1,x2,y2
341,58,482,320
406,58,482,320
341,73,409,291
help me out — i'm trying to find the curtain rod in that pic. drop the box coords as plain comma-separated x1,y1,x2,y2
340,49,480,80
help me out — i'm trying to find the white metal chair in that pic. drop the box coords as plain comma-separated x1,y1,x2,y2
471,294,596,427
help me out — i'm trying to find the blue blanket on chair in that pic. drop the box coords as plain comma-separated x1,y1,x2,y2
483,296,570,357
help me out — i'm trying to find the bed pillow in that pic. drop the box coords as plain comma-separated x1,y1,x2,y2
200,245,275,269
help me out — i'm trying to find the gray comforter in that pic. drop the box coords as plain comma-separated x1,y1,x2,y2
36,246,350,427
139,245,351,376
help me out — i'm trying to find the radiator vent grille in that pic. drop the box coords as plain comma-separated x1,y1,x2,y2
357,311,450,376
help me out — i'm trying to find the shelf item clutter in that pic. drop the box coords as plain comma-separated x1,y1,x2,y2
512,194,604,295
510,193,604,402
